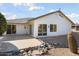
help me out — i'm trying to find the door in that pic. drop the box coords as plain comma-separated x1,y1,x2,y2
38,24,47,36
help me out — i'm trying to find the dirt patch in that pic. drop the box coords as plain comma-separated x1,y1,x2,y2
48,48,78,56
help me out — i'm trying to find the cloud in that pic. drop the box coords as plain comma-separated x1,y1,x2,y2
67,13,79,23
49,9,55,12
0,3,3,6
1,12,6,15
7,14,17,19
1,12,17,19
13,3,24,6
13,3,45,11
67,13,79,18
26,3,44,11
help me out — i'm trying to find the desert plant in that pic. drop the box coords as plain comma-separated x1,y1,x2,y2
67,32,77,54
0,12,7,36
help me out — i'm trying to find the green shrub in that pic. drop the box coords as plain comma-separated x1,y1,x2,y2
0,12,7,36
67,32,77,54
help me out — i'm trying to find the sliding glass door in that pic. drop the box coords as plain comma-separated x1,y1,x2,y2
7,25,11,34
7,25,16,34
12,25,16,34
38,24,47,36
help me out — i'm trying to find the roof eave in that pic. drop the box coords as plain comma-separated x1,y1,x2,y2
29,10,75,25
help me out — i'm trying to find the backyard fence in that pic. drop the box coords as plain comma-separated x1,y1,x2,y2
67,32,77,54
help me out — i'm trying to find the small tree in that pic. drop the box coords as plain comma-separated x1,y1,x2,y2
0,12,7,36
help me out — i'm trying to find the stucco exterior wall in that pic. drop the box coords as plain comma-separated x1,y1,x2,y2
28,21,34,36
16,24,29,35
33,13,72,37
6,22,34,35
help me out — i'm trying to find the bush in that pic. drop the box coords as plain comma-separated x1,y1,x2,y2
0,12,7,36
67,32,77,54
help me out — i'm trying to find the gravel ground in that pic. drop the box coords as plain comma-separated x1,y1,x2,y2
38,35,68,48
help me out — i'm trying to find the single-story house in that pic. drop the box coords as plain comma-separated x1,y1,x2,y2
5,10,75,37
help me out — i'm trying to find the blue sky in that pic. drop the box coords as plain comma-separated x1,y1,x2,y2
0,3,79,23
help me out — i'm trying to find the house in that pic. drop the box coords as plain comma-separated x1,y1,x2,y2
6,10,75,37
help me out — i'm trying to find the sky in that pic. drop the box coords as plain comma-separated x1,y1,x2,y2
0,3,79,23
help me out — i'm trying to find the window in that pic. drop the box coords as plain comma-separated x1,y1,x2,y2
43,24,47,32
50,24,57,32
72,25,75,29
38,24,47,36
38,24,42,33
76,26,79,31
